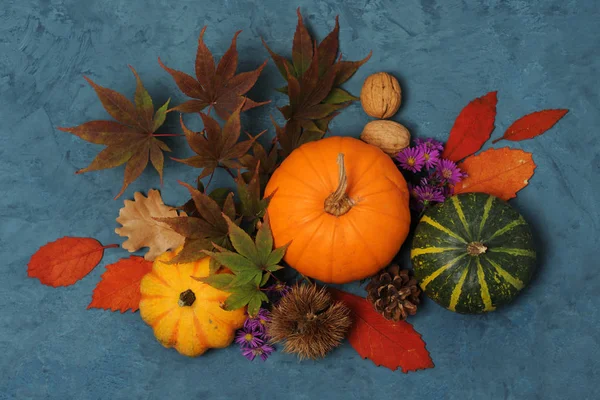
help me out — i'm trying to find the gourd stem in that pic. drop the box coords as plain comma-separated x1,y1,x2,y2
178,289,196,307
467,242,488,256
324,153,355,216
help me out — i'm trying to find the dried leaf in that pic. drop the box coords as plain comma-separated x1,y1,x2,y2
58,67,171,199
115,190,186,261
173,107,260,173
454,147,537,201
156,181,237,263
492,109,569,143
263,10,370,156
160,28,269,119
28,237,118,287
235,165,271,229
329,289,434,373
442,91,498,162
87,256,153,312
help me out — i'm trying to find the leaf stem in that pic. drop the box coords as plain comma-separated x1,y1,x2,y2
205,170,216,190
218,165,236,179
102,244,120,250
266,271,283,284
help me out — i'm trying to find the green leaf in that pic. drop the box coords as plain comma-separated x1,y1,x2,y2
230,270,263,287
195,273,234,290
222,192,236,221
260,273,271,287
247,295,264,317
130,66,154,130
266,243,289,266
206,250,259,274
255,216,274,264
153,99,170,132
223,283,266,315
253,272,264,287
266,265,283,272
209,257,221,274
275,86,288,94
323,88,358,104
208,187,232,207
223,214,259,261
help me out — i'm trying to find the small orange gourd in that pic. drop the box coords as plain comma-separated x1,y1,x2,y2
265,136,411,283
139,248,246,357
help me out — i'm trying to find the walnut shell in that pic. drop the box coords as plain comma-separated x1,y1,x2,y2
360,120,411,156
360,72,402,119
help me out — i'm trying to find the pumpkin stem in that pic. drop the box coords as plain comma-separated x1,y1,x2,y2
178,289,196,307
324,153,355,216
467,242,488,256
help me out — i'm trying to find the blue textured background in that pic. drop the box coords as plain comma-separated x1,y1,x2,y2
1,0,599,399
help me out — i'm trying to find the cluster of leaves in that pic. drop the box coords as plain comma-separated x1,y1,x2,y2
59,67,172,199
263,9,371,156
198,215,288,316
439,91,568,200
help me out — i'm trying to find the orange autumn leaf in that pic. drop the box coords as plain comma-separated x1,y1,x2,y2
28,237,118,287
455,147,536,201
88,256,153,313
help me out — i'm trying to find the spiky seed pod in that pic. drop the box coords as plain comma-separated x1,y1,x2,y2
267,284,352,360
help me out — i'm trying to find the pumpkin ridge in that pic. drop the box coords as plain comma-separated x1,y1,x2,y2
169,318,181,347
147,307,174,327
345,216,383,267
483,256,524,290
420,216,468,244
477,195,495,239
290,216,327,270
275,210,325,240
298,146,331,192
450,196,472,239
276,165,324,195
475,258,495,311
148,271,173,289
350,205,404,220
419,254,467,290
488,248,536,257
192,311,209,349
484,217,526,242
411,247,462,257
448,265,469,311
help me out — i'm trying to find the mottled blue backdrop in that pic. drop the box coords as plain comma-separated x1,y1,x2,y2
1,0,599,399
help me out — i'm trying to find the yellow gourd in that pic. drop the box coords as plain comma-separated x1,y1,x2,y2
139,248,246,357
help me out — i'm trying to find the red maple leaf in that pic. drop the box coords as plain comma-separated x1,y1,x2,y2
330,289,434,373
159,27,269,119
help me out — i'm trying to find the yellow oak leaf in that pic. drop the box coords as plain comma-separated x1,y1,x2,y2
115,189,186,260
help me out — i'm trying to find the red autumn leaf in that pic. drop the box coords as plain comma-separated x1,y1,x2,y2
455,147,536,201
329,289,434,373
58,66,172,199
442,91,498,162
492,109,569,144
88,256,153,312
159,27,269,119
28,237,118,287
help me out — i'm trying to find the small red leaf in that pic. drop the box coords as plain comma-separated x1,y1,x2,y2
88,256,153,312
28,237,118,287
492,109,569,143
329,289,434,373
442,91,498,162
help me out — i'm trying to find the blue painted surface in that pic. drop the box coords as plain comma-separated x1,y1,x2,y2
1,0,599,399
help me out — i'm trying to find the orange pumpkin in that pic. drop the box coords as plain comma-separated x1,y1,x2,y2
265,136,411,283
139,248,246,357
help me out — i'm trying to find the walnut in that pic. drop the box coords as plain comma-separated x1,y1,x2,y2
360,72,402,119
360,120,411,156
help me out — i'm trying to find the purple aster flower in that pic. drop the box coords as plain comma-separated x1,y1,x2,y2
414,184,446,204
414,138,444,152
242,344,275,361
244,308,271,333
418,145,440,169
235,328,264,349
435,159,465,185
266,283,291,296
396,147,426,173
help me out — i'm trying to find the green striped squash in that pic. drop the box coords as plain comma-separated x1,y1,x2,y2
411,193,536,314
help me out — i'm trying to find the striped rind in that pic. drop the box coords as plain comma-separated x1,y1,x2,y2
411,193,536,314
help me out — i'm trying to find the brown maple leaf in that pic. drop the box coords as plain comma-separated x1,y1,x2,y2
173,105,264,179
59,66,172,199
263,9,371,156
115,189,187,261
159,27,269,119
155,181,238,264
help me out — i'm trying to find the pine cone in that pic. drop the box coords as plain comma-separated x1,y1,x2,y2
366,264,421,321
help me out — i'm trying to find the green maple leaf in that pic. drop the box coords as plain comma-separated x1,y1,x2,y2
156,181,237,264
235,165,272,232
172,106,263,179
198,214,288,316
262,9,371,156
59,66,172,199
159,27,270,120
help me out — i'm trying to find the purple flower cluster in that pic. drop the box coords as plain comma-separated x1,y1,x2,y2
395,138,467,212
235,308,274,361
